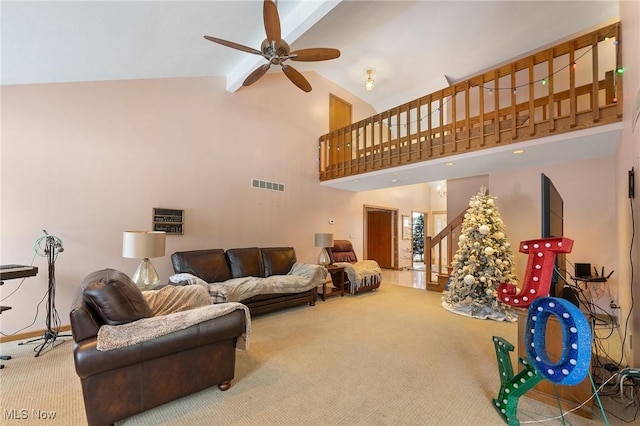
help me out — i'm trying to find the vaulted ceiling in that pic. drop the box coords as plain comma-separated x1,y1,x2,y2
2,1,618,111
2,1,621,191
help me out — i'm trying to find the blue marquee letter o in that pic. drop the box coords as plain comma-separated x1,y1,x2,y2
525,297,592,385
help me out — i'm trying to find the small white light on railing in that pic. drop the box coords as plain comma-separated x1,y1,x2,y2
512,149,525,154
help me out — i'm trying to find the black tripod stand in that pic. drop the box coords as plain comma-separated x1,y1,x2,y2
19,232,70,357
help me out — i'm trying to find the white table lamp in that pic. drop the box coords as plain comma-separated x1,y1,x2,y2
314,233,334,268
122,231,166,289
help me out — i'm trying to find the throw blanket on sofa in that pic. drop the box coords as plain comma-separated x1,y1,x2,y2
143,284,213,316
169,262,326,303
333,260,382,294
96,302,251,351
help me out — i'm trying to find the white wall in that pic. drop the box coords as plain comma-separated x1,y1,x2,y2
490,157,617,303
617,0,640,365
0,73,431,335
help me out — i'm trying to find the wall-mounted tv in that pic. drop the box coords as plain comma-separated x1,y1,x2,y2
541,173,565,297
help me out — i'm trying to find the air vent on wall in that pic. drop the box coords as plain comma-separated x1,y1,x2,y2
251,178,285,193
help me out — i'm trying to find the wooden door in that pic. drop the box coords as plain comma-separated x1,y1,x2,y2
329,94,352,165
366,210,394,269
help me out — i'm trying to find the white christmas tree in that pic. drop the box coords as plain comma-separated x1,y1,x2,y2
441,187,518,322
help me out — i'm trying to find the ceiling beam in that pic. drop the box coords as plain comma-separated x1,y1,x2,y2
226,0,342,92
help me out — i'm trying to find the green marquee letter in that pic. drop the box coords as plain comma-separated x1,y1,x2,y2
492,336,543,426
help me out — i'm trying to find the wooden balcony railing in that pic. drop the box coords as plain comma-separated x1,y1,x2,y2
319,23,622,181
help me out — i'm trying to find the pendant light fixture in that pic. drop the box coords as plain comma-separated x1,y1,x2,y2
364,69,374,91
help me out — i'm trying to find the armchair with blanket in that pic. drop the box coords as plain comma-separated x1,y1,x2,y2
70,269,249,426
326,240,382,294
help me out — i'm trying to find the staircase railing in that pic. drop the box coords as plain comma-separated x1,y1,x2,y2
425,209,466,292
319,22,622,181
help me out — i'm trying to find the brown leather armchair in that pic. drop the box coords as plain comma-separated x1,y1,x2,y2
326,240,382,293
70,269,247,426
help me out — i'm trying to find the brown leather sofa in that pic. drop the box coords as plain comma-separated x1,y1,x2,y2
327,240,382,293
171,247,321,315
70,269,246,426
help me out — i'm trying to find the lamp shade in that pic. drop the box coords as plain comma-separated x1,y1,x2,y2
122,231,166,259
314,233,334,248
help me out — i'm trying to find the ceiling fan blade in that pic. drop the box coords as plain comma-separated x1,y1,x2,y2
281,64,312,92
204,35,262,55
263,0,282,47
243,64,271,87
289,48,341,62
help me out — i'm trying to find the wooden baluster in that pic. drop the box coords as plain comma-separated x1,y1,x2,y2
404,105,410,162
569,42,577,127
451,87,457,153
427,94,433,157
592,32,600,123
416,98,422,160
372,114,378,167
479,76,485,147
465,82,470,149
548,48,555,132
386,111,392,166
528,57,535,136
395,107,401,165
494,70,500,143
318,136,324,180
378,113,383,167
439,93,444,155
364,117,376,170
511,63,517,140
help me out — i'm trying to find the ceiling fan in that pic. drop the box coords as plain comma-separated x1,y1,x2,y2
204,0,340,92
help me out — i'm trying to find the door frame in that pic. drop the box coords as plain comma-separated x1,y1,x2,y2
363,204,399,269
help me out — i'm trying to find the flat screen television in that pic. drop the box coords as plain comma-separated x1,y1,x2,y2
541,173,565,297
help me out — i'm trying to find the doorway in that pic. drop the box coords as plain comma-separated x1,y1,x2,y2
364,205,398,269
329,94,352,165
411,211,427,270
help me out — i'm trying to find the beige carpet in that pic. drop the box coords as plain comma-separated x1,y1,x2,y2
0,283,633,425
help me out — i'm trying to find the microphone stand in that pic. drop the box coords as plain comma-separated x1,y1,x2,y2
19,232,70,357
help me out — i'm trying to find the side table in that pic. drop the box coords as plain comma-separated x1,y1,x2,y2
318,265,345,301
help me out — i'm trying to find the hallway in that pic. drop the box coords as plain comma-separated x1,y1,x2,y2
381,268,428,290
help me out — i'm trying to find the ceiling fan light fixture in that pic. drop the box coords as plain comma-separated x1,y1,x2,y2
204,0,340,92
365,69,374,91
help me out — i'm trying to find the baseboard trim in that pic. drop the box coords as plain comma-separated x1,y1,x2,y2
0,325,72,343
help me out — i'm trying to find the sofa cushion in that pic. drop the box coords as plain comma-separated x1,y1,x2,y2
226,247,265,278
261,247,296,276
171,249,232,283
82,269,153,326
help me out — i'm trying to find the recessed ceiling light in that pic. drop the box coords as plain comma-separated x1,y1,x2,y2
445,162,454,166
512,149,525,154
391,179,398,183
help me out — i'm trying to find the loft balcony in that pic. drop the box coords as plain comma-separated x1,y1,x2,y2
318,23,623,184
